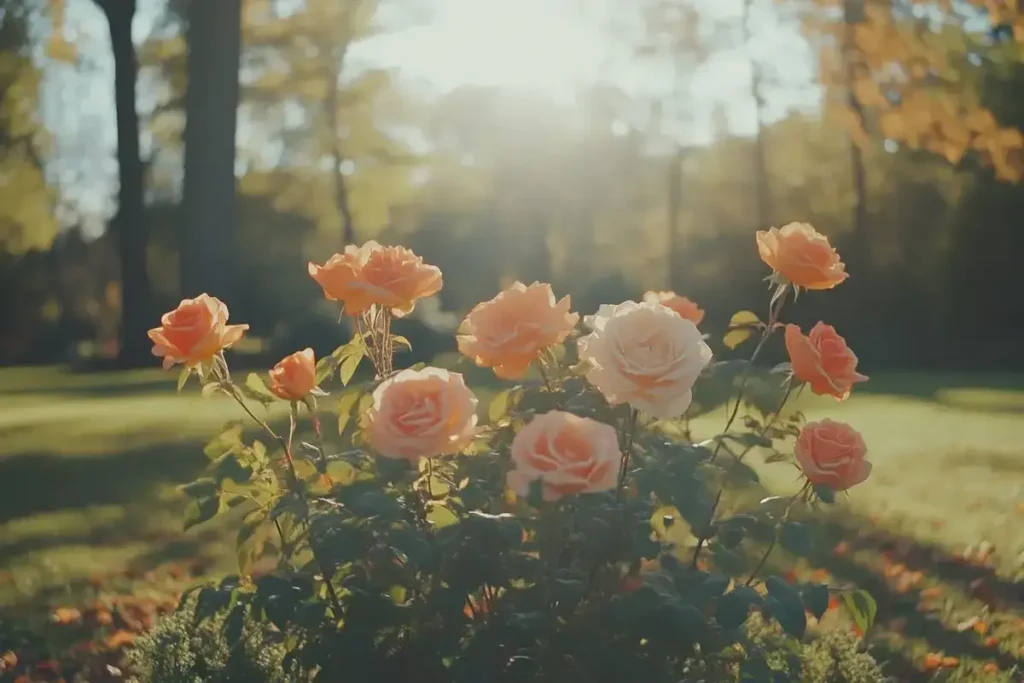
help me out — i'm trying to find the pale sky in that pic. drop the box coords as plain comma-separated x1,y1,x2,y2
40,0,819,229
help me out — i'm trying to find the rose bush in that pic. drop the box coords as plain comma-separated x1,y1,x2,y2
157,225,877,683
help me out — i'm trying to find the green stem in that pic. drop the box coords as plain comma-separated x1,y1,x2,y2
616,408,640,499
744,481,811,586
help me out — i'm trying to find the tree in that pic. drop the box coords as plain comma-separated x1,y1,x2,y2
181,0,242,302
92,0,152,367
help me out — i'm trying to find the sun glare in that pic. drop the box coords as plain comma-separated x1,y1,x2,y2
377,0,610,94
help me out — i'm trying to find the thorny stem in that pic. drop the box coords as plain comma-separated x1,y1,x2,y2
616,408,640,499
309,404,335,488
744,480,812,586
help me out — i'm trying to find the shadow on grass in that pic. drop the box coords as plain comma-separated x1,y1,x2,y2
800,519,1024,676
0,442,207,526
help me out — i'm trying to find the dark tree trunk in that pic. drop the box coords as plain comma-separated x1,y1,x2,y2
324,48,357,246
181,0,242,302
100,0,152,368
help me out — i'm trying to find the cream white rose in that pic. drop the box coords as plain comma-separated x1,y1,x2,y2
576,300,712,419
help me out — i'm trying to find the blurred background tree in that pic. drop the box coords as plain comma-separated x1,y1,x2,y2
1,0,1022,370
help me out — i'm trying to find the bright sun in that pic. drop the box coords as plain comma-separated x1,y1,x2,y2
375,0,611,93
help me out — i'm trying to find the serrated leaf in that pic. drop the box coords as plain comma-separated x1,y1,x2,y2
180,477,218,498
184,495,221,531
426,502,459,528
339,350,363,386
488,387,523,423
840,589,877,634
204,422,244,460
780,522,813,556
242,373,277,404
236,511,268,576
336,386,365,436
801,583,830,620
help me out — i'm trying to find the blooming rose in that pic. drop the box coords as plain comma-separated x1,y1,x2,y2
643,291,705,325
309,241,442,317
458,282,579,379
269,348,317,401
366,367,478,461
506,410,621,502
147,294,248,370
577,301,712,419
795,420,871,491
785,322,867,400
756,222,848,290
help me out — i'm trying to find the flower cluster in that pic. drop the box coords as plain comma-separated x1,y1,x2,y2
149,225,876,680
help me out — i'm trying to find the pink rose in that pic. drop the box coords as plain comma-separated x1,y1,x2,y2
795,420,871,491
507,411,621,502
366,367,478,461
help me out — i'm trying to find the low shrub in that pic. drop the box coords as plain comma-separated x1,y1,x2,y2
138,228,879,682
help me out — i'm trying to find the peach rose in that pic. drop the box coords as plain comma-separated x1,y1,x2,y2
269,348,317,401
308,243,374,316
458,282,579,379
147,294,248,370
756,222,848,290
795,420,871,491
643,291,705,325
309,241,442,317
366,367,478,461
577,301,712,419
506,410,621,502
785,322,867,400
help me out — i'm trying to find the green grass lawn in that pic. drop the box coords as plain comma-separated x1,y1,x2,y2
1,364,1023,680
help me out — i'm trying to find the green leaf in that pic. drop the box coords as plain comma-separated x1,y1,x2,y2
765,576,801,603
840,589,877,634
391,335,411,352
223,603,247,649
766,595,807,638
184,495,221,531
237,511,268,576
719,522,745,549
336,386,365,436
201,381,228,398
177,367,192,392
488,387,523,423
204,422,244,460
703,573,731,597
339,350,363,386
801,583,830,620
780,522,813,556
180,477,218,498
210,452,252,485
814,484,836,504
717,586,761,629
241,373,278,404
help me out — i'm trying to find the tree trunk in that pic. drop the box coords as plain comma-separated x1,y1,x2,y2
843,0,870,273
181,0,242,302
744,0,772,230
667,145,684,292
101,0,152,368
324,52,356,246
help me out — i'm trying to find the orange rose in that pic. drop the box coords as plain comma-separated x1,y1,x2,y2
309,241,442,317
268,348,317,401
756,222,848,290
643,291,705,325
458,282,579,379
506,410,620,502
784,322,867,400
147,294,248,370
308,243,374,316
795,420,871,491
366,367,478,461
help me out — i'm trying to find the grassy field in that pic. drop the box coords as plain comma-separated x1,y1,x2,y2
1,364,1023,680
